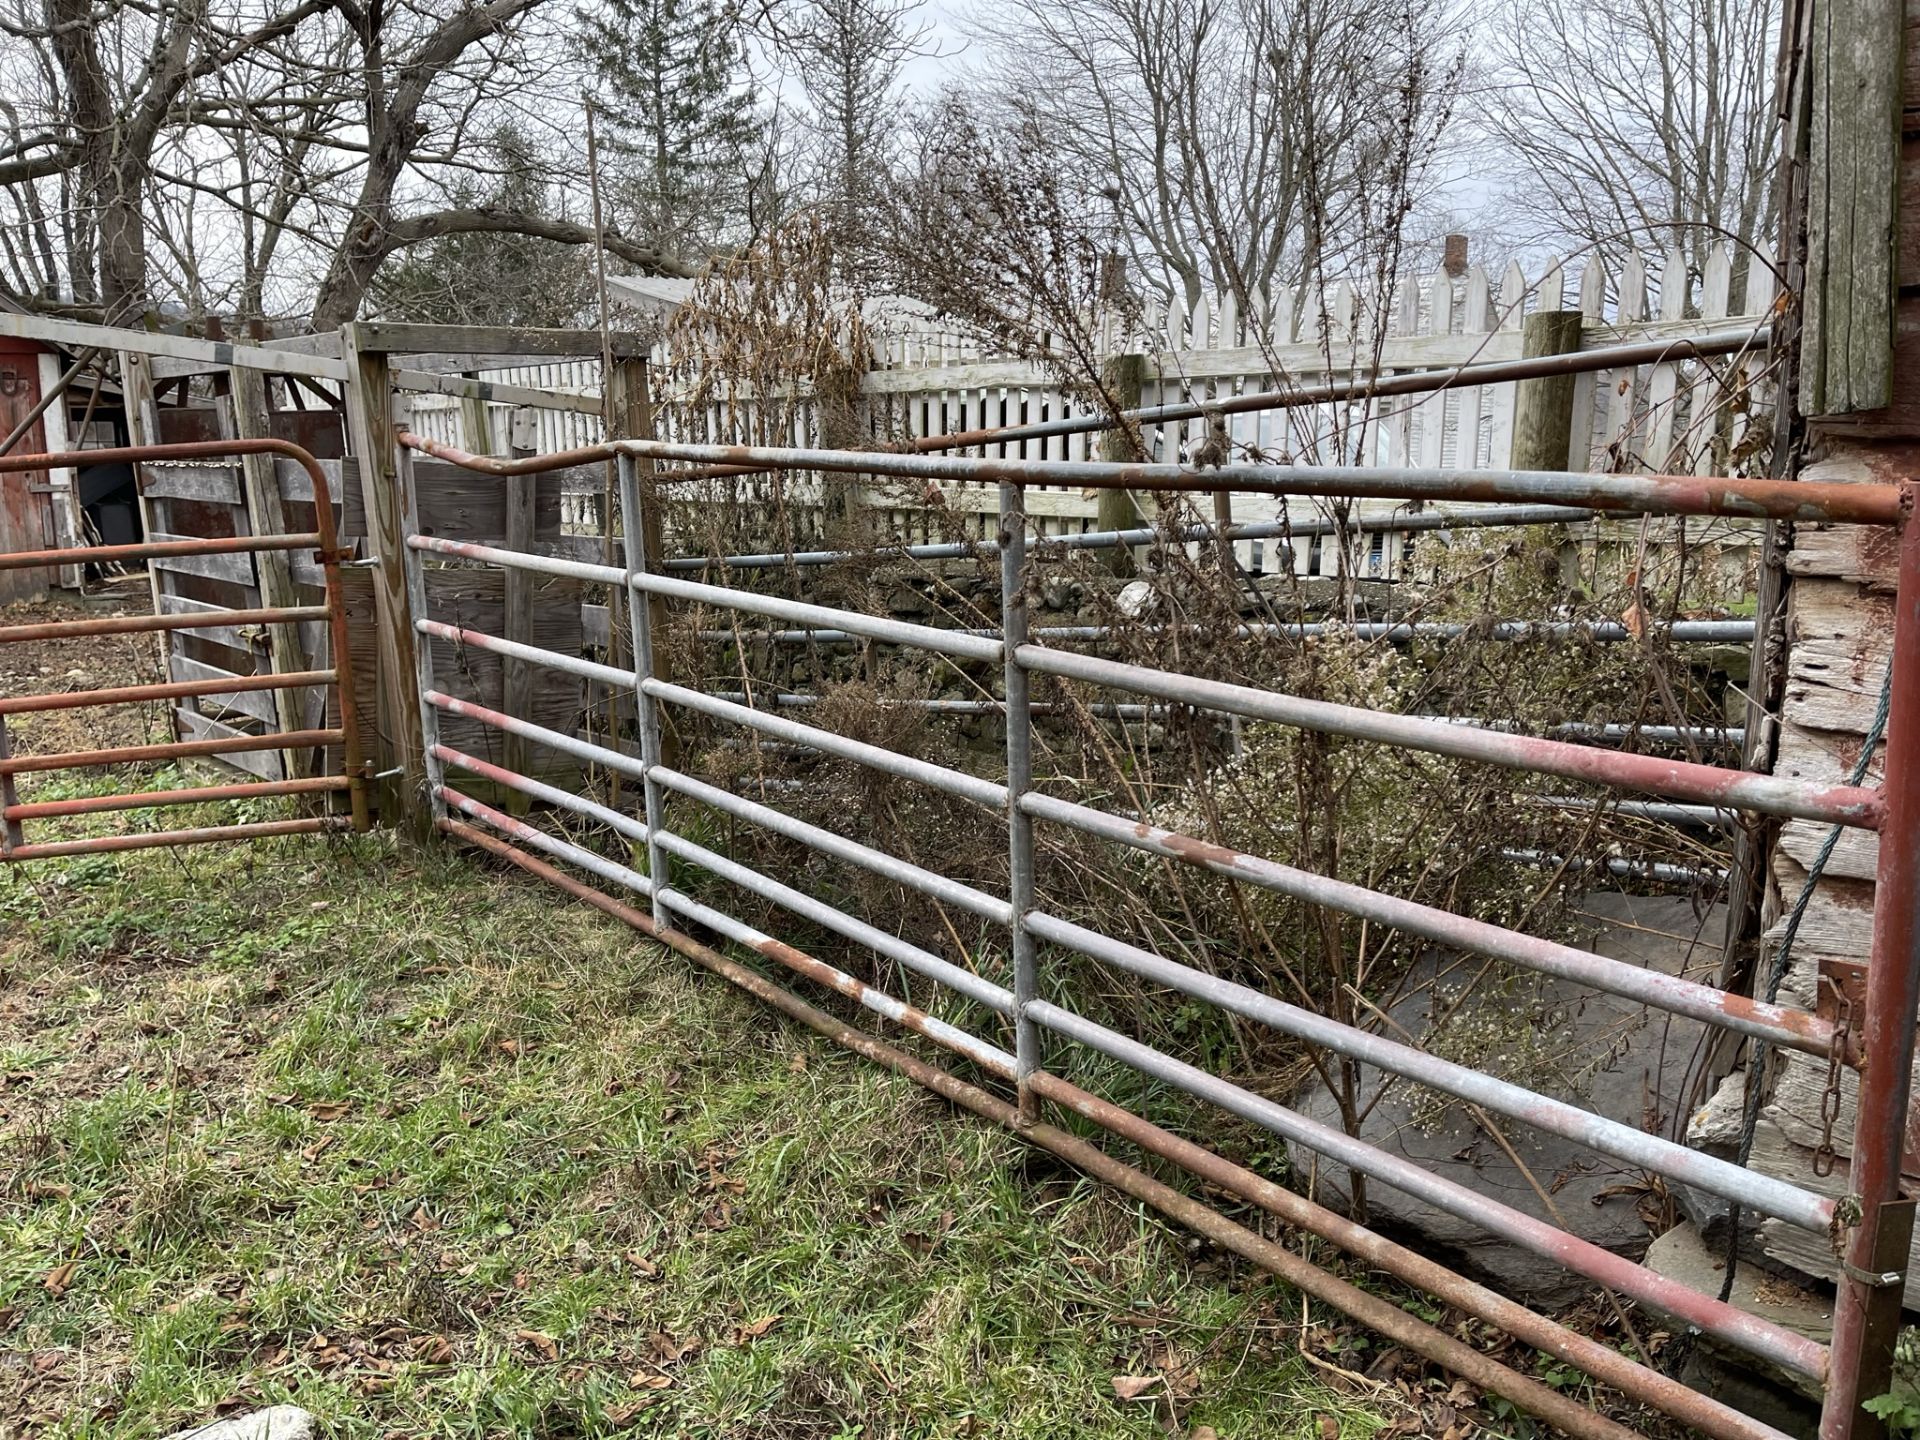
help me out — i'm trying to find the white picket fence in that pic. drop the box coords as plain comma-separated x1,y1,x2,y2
407,243,1776,577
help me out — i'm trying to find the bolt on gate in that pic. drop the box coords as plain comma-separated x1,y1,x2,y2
0,439,369,860
393,430,1920,1440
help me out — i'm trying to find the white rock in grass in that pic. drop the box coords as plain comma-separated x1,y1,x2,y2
162,1408,316,1440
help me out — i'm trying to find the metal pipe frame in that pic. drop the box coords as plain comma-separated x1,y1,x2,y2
0,438,371,852
419,627,1828,1053
703,618,1758,645
6,775,349,820
398,430,1906,526
0,604,334,644
665,503,1600,572
0,728,344,775
616,453,671,928
399,432,1920,1438
1017,644,1862,824
3,816,351,859
0,670,337,715
699,687,1745,748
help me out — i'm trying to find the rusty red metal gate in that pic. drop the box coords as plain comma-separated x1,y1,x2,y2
0,439,369,860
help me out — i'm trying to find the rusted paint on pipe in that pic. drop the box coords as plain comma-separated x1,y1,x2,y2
0,438,371,834
1018,643,1882,828
1021,791,1834,1055
435,815,1652,1440
0,531,321,572
396,429,1907,527
0,604,333,644
0,728,343,775
6,775,349,820
3,815,350,860
0,670,337,715
1029,1070,1818,1437
1822,497,1920,1439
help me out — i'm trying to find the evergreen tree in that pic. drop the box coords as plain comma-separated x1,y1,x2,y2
575,0,767,260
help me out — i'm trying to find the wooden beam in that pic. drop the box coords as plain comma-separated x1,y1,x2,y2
390,366,603,416
4,313,349,380
348,322,650,359
339,324,425,829
1096,354,1147,577
1508,312,1584,472
1800,0,1905,416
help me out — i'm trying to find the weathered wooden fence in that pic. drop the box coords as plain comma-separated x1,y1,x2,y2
407,243,1777,577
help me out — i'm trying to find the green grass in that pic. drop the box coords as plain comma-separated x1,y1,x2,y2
0,776,1402,1440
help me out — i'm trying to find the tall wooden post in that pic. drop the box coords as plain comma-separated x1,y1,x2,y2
1759,4,1911,1436
1098,353,1148,576
1508,311,1584,472
221,366,314,775
339,323,425,832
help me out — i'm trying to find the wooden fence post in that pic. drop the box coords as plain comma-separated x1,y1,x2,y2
1098,352,1148,576
339,323,426,832
1509,311,1584,472
221,366,314,776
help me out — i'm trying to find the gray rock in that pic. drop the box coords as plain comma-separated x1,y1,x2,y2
1285,893,1721,1306
162,1407,317,1440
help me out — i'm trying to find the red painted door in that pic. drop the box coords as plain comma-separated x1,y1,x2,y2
0,337,52,602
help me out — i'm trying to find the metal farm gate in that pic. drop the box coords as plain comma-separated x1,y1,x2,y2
390,426,1920,1440
0,439,368,860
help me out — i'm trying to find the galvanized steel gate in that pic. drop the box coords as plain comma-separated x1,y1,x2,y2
0,439,369,860
392,429,1920,1440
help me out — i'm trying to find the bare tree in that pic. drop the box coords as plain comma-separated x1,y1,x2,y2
0,0,695,329
1478,0,1779,282
776,0,929,262
974,0,1464,309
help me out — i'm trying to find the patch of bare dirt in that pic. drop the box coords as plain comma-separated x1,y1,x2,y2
1,582,169,756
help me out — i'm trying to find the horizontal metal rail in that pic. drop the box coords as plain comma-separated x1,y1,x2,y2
408,534,1003,662
3,816,350,859
1024,908,1832,1231
701,690,1746,745
0,670,337,715
651,764,1012,925
5,775,350,820
0,605,334,644
422,641,1829,1227
415,619,1814,1049
1018,791,1829,1053
396,429,1906,525
0,531,321,572
0,728,344,776
706,618,1758,645
644,682,1011,806
431,788,1825,1394
1019,644,1868,825
667,504,1601,571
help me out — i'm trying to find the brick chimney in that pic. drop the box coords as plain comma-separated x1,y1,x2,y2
1442,233,1469,278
